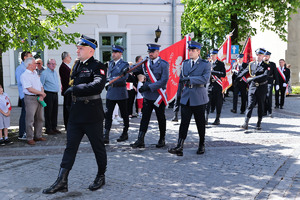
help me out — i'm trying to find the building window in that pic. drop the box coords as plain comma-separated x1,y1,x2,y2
14,37,44,84
99,33,127,63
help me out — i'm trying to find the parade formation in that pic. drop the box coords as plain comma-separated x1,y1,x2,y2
37,33,292,194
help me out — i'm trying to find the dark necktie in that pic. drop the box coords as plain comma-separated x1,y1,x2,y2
151,61,154,66
77,62,83,72
112,62,115,67
192,61,195,68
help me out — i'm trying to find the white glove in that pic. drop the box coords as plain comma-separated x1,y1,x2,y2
276,85,279,90
283,83,287,87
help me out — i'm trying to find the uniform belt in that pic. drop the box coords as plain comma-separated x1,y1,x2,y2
110,83,126,87
45,91,58,94
254,81,268,87
72,94,100,103
185,84,205,88
25,94,38,96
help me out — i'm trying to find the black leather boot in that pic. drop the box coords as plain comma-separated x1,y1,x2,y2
241,117,250,130
156,135,165,148
103,129,109,144
171,112,178,122
88,174,105,191
256,117,262,130
130,131,146,148
196,143,205,154
117,132,128,142
43,168,70,194
168,138,184,156
212,114,220,125
117,127,128,142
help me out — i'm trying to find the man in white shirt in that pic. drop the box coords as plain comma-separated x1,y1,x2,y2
21,57,47,145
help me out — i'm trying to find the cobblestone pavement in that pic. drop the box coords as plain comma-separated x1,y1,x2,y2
0,95,299,199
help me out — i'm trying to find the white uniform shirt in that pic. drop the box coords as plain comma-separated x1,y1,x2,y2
20,69,43,95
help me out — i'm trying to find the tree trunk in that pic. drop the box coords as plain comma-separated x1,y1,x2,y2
0,49,3,87
231,13,238,45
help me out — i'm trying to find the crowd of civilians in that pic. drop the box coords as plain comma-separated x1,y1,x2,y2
11,51,73,145
1,51,144,146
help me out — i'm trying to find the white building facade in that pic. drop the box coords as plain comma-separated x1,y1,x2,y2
2,0,184,106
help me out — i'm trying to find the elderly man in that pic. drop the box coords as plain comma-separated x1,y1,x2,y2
40,59,61,135
43,35,107,194
15,51,32,140
20,57,47,145
35,58,45,76
59,51,72,129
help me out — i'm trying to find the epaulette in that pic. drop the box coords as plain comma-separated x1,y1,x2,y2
264,61,270,65
182,59,189,63
201,59,209,63
160,59,168,65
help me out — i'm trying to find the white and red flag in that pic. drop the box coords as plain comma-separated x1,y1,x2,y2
159,35,191,103
217,34,232,93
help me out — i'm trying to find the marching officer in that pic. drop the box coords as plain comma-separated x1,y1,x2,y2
239,48,270,130
130,44,169,148
206,49,226,125
263,51,278,117
104,45,130,144
43,35,107,194
231,54,248,114
275,59,290,109
168,41,211,156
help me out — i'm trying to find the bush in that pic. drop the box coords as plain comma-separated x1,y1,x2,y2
292,86,300,94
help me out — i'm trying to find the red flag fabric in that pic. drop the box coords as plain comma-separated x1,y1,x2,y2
217,36,232,93
159,37,190,102
242,37,253,63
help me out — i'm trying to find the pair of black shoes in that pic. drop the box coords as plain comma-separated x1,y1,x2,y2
0,139,13,146
130,138,165,148
168,144,205,156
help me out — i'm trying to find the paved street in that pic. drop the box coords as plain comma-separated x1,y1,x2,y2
0,95,300,200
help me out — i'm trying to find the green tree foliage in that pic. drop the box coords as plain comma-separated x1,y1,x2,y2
0,0,84,86
181,0,300,56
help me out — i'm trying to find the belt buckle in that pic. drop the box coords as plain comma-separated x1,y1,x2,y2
255,82,259,87
212,79,215,82
84,98,89,104
189,84,193,88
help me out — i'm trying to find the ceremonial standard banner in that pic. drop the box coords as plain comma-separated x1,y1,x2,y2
242,36,253,63
159,36,190,102
217,36,232,93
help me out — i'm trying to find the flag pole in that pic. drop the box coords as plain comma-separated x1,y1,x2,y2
240,34,251,54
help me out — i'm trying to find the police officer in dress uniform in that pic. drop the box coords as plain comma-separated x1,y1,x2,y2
130,44,169,148
205,49,226,125
168,41,211,156
104,45,130,144
275,59,290,109
263,51,279,117
43,35,107,194
238,48,270,130
231,54,248,114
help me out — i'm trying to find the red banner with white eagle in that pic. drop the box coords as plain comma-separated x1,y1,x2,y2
159,36,190,102
217,35,232,93
242,36,253,64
